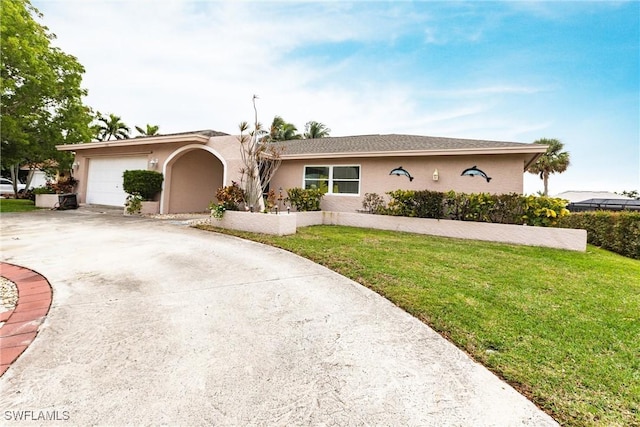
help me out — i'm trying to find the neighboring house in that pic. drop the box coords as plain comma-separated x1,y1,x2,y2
554,191,633,204
57,130,547,214
555,191,640,212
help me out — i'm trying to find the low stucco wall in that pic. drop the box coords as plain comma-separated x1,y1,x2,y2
204,210,586,251
211,210,297,236
296,212,587,251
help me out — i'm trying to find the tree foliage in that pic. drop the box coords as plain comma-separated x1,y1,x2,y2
94,113,130,141
135,124,160,137
262,116,331,142
303,121,331,139
1,0,93,195
619,190,639,200
264,115,301,141
526,138,570,196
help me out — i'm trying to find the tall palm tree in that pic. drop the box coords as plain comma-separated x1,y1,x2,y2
278,122,302,141
304,121,331,139
266,116,301,141
527,138,570,196
96,114,130,141
135,124,160,137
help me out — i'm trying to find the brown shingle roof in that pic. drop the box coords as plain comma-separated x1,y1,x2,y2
135,129,229,138
274,134,536,156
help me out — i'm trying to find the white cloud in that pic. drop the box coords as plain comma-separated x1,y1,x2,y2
32,0,639,193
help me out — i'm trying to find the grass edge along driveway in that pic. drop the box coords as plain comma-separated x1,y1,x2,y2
0,199,40,213
197,224,640,427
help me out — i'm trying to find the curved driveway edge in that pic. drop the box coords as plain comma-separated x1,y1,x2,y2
0,208,558,426
0,263,53,376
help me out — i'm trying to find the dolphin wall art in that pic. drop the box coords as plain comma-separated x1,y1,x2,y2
461,166,492,182
389,166,414,181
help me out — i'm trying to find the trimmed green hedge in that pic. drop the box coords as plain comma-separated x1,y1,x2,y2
122,170,163,200
558,211,640,259
379,190,569,227
286,187,324,211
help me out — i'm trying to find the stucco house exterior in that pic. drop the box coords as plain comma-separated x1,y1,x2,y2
57,131,547,214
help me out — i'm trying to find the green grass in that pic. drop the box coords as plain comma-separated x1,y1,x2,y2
0,198,39,212
197,224,640,426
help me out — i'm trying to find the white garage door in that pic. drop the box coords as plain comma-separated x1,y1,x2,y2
86,157,148,206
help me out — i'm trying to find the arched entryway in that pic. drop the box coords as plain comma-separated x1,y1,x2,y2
162,145,226,214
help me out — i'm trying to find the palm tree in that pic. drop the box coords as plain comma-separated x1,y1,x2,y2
266,116,301,141
304,121,331,139
96,114,130,141
527,138,570,196
135,124,160,137
278,122,302,140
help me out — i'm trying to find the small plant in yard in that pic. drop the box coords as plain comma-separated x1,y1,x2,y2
122,170,163,201
125,193,143,214
31,176,78,196
208,202,226,220
521,195,570,226
215,182,245,211
384,189,417,217
32,185,56,195
210,182,246,219
286,187,324,211
362,193,385,213
264,189,277,211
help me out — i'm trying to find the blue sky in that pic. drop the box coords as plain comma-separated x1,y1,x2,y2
34,0,639,195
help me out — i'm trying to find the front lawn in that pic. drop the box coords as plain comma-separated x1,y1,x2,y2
0,198,39,213
197,224,640,426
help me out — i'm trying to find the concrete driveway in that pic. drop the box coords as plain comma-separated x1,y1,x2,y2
0,208,558,426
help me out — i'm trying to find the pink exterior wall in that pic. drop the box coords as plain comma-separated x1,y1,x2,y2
71,143,188,205
67,135,246,214
161,136,245,213
166,149,222,213
66,135,530,215
270,154,527,212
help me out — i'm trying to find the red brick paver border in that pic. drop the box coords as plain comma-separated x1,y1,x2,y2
0,262,52,377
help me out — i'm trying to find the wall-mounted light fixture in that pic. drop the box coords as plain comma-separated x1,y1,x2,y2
432,169,439,181
149,158,159,168
72,161,80,170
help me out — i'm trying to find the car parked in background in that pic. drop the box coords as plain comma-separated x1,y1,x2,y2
0,178,27,195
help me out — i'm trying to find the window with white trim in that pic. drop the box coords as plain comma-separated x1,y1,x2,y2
304,165,360,195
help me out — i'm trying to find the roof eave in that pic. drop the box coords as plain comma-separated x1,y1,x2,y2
523,151,544,172
56,134,211,151
280,145,548,160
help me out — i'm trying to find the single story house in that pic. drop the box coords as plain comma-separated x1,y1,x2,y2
553,191,633,204
554,191,640,212
57,131,547,214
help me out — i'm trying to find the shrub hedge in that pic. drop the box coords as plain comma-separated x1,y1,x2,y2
286,187,324,211
122,170,163,200
373,189,639,259
378,190,569,227
215,181,245,210
558,211,640,259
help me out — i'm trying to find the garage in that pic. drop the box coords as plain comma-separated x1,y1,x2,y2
86,156,148,206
